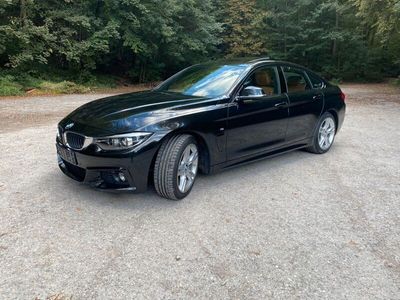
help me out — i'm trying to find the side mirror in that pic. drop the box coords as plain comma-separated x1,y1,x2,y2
237,86,265,101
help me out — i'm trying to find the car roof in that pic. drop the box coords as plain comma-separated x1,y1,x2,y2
206,57,328,86
246,58,309,69
206,57,306,69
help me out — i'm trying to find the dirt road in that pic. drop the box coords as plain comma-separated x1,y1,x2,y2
0,84,399,299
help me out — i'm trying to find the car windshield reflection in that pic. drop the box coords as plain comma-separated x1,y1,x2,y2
156,64,249,97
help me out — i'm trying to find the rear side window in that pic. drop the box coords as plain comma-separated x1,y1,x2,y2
307,72,325,89
282,66,311,93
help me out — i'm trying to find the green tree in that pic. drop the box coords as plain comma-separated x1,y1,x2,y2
223,0,264,57
0,0,399,88
0,0,55,68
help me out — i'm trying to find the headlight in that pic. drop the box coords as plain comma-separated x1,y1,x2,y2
94,132,152,151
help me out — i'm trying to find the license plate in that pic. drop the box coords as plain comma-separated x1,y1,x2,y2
57,144,77,165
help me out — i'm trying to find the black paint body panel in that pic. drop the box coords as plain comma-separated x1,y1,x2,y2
57,59,346,192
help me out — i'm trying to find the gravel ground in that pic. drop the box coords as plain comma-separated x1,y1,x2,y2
0,84,399,299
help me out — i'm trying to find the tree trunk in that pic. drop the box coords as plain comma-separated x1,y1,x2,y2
332,7,339,58
139,62,147,83
332,3,340,72
20,0,27,27
95,0,101,17
283,1,288,58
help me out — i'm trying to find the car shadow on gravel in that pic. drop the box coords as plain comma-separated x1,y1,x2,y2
43,148,324,210
42,169,174,210
196,149,318,182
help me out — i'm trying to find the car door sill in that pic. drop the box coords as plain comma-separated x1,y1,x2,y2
211,140,309,173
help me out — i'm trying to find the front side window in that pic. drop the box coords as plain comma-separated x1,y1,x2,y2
241,67,280,96
156,63,249,98
283,66,311,93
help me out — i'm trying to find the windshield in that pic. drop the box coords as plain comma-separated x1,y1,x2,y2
156,63,249,97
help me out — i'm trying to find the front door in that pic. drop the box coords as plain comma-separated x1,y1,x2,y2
226,66,289,160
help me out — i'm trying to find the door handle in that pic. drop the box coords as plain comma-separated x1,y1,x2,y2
274,102,287,108
313,94,323,101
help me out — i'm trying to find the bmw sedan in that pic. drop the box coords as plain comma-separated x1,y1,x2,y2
56,58,346,200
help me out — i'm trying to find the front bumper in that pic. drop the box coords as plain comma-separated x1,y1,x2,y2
57,141,158,193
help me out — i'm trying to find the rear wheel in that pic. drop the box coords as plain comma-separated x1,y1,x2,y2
154,134,199,200
306,112,336,154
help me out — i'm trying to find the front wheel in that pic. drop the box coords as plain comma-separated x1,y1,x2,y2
154,134,199,200
306,112,336,154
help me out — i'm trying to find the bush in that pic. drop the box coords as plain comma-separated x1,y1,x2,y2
0,75,24,96
389,76,400,86
0,69,118,96
39,81,91,94
329,78,342,85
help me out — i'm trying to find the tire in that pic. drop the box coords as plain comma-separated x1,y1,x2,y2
306,112,336,154
154,134,199,200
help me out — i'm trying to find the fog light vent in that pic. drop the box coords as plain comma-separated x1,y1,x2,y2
100,170,129,188
118,172,126,182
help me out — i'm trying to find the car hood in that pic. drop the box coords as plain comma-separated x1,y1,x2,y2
61,90,217,135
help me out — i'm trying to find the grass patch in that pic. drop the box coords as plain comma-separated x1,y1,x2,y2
389,76,400,87
0,75,24,96
0,69,118,96
38,81,91,94
329,78,342,85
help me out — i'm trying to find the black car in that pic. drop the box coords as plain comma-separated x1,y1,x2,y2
57,58,345,200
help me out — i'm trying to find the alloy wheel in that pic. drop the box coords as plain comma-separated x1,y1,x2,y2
318,117,336,150
177,143,198,193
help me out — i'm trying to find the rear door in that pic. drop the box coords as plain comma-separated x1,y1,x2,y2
281,66,324,142
226,65,289,160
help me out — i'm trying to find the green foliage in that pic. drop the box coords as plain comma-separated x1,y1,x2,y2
0,74,24,96
0,0,399,96
0,68,117,96
37,81,91,94
223,0,264,57
254,0,400,80
0,0,222,84
389,76,400,86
